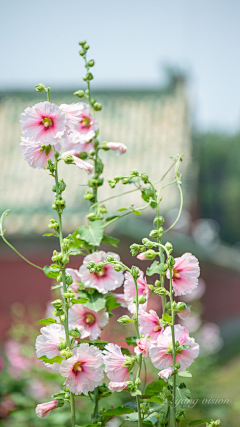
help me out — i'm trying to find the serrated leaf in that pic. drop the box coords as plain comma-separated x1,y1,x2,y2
78,220,104,246
101,234,120,247
176,386,191,405
102,406,135,416
187,421,212,427
144,380,165,396
37,318,57,325
39,355,63,364
126,336,137,346
178,371,192,378
43,265,59,279
146,261,165,276
84,291,105,312
71,298,89,305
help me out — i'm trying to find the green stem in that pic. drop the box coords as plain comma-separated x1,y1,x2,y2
156,203,166,314
52,146,76,427
134,277,142,427
163,184,183,234
93,387,99,420
0,232,43,270
169,270,176,427
103,203,150,229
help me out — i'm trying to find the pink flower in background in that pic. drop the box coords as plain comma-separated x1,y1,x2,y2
20,101,66,144
20,138,61,169
61,150,94,174
69,305,109,340
149,325,199,372
28,380,48,400
124,270,149,313
134,337,150,357
5,340,31,376
61,102,98,144
166,253,200,296
197,322,223,355
65,268,82,294
35,324,66,371
158,367,174,382
80,251,124,294
108,382,128,392
59,343,104,395
139,310,163,342
177,307,191,320
36,400,58,418
103,343,129,382
179,313,201,333
182,278,206,302
62,130,94,154
106,142,127,155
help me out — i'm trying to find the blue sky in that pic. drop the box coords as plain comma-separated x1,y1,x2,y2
0,0,240,132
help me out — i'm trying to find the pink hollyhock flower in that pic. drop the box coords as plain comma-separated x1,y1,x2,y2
177,307,191,320
61,102,98,144
166,253,200,296
124,270,150,313
20,101,66,145
59,343,104,395
20,138,61,169
80,251,124,294
149,325,199,372
137,253,147,261
106,142,127,155
5,340,31,376
108,382,128,392
65,268,82,294
36,400,58,418
114,293,128,308
139,310,163,342
158,367,174,382
134,337,150,357
61,150,94,174
62,130,94,154
35,324,66,371
68,305,109,340
183,278,206,302
179,313,201,333
103,343,129,382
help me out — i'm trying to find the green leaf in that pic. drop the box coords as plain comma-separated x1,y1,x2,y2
101,234,120,247
144,380,165,396
142,422,154,427
78,220,104,246
146,261,165,276
176,386,191,405
39,355,63,364
187,421,212,427
43,233,56,237
102,406,135,416
132,210,141,215
37,318,57,325
71,298,89,305
130,389,142,397
84,291,105,312
145,396,164,403
179,344,191,350
117,207,130,212
43,265,60,279
162,313,172,323
126,336,137,346
105,296,120,311
178,371,192,378
121,347,131,356
125,413,139,421
68,247,83,255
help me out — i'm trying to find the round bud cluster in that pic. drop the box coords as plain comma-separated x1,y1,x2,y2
140,402,148,414
166,256,175,270
48,219,59,230
54,308,65,317
156,410,168,425
60,347,73,358
46,159,55,174
206,421,221,427
51,299,63,309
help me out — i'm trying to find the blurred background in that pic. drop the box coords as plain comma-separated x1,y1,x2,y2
1,0,240,425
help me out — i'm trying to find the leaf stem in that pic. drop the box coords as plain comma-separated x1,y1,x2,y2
169,270,176,427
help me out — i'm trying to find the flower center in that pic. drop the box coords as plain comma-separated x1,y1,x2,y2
95,268,106,277
81,117,90,128
173,269,180,279
73,362,83,372
42,117,53,128
85,313,95,325
153,322,161,332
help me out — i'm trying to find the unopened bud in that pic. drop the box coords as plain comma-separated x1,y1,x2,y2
94,102,102,111
74,90,85,98
53,308,64,317
34,83,46,92
141,173,148,182
114,264,122,272
154,287,168,296
69,328,81,338
131,266,140,279
165,242,173,253
51,299,63,309
135,378,141,386
139,295,147,304
88,59,95,67
106,255,115,262
177,302,187,312
117,315,133,324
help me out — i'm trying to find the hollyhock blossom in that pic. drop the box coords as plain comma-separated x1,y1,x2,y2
179,313,201,333
20,138,61,169
158,367,174,382
139,310,163,342
20,101,66,145
106,142,127,155
103,343,129,382
36,400,59,418
35,324,66,371
80,251,124,294
59,343,104,395
62,131,94,154
61,150,94,174
183,278,206,303
134,337,150,357
5,340,31,377
124,270,149,313
68,305,109,340
149,325,199,372
61,102,98,144
177,307,191,320
109,382,128,392
65,268,82,294
166,253,200,296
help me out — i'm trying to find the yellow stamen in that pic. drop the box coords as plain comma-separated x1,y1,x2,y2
85,313,95,325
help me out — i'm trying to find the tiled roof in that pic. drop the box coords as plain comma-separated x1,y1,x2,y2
0,79,192,235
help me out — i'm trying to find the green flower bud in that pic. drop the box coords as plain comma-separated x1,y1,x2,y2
106,255,115,262
117,315,133,324
154,287,168,296
149,229,160,239
88,59,95,67
155,280,161,287
99,205,108,213
79,40,86,46
122,177,130,184
63,154,74,164
62,255,70,265
139,295,147,304
166,256,175,270
79,49,85,56
95,262,104,271
60,347,73,358
94,102,102,111
53,308,65,317
141,173,148,182
34,83,46,92
175,362,180,369
57,339,67,351
135,378,141,386
165,241,173,253
86,72,93,81
56,399,64,408
83,43,89,50
57,272,62,282
140,250,156,260
89,149,95,156
63,292,74,299
130,169,139,176
177,302,187,312
153,216,165,226
114,264,122,272
84,190,94,200
131,266,140,279
51,299,63,309
69,328,81,338
74,90,85,98
175,409,186,421
78,151,88,160
66,275,73,285
89,268,96,274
